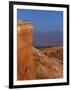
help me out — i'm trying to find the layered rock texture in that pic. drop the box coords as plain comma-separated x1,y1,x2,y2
33,47,63,79
17,21,63,80
17,21,36,80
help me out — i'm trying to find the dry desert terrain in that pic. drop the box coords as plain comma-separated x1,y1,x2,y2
17,21,63,80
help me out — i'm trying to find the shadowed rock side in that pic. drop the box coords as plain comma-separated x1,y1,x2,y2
17,21,63,80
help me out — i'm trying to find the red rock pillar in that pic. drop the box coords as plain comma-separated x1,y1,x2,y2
17,21,36,80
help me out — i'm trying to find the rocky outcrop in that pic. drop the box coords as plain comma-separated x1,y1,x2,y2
33,47,63,79
17,21,36,80
17,21,63,80
38,47,63,61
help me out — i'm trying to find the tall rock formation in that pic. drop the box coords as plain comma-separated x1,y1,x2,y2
17,21,63,80
17,21,36,80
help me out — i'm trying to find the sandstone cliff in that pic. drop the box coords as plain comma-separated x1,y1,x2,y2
17,21,36,80
17,21,63,80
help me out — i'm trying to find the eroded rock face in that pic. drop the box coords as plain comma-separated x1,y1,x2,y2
38,47,63,61
17,21,36,80
33,47,63,79
17,21,63,80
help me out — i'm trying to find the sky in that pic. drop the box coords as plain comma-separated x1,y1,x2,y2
17,9,63,48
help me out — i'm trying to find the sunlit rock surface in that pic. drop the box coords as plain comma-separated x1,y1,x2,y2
17,21,63,80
